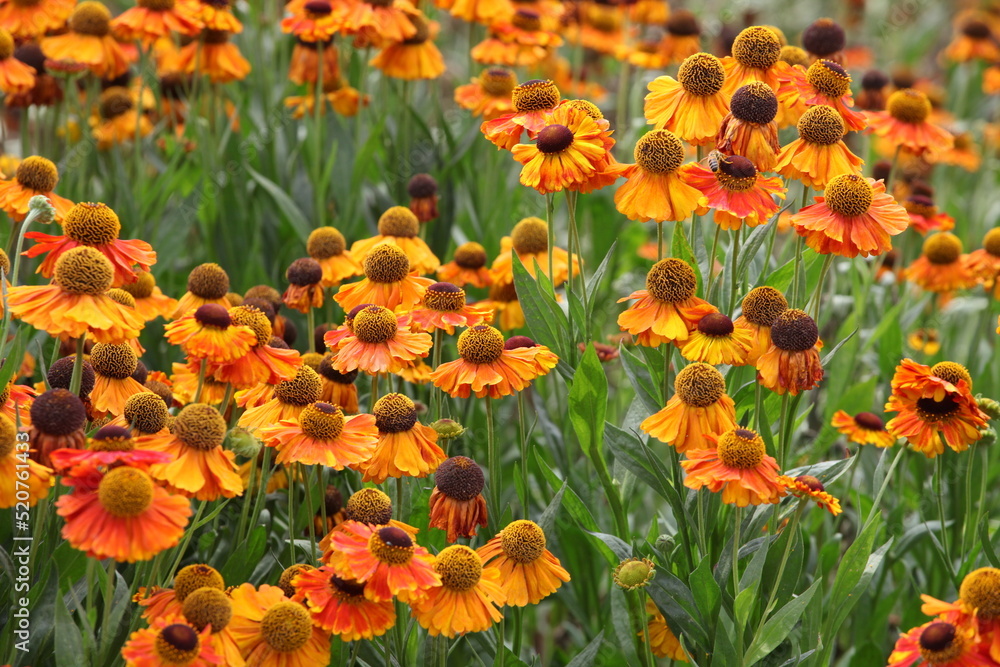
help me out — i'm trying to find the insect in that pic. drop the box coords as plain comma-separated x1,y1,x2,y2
707,150,724,172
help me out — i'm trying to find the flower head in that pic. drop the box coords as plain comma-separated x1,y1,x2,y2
682,428,786,506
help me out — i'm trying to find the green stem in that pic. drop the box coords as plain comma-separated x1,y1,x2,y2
706,224,722,300
934,456,952,571
486,397,500,530
656,221,664,261
99,560,117,661
288,466,297,564
640,591,656,667
512,606,524,660
809,254,834,321
304,465,317,560
236,451,257,543
545,192,555,281
194,361,207,404
732,506,743,596
432,329,443,421
314,39,326,226
307,308,316,354
517,390,529,516
754,500,806,638
370,373,379,413
69,334,87,396
728,228,740,315
166,501,206,585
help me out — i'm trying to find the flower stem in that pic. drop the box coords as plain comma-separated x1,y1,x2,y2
69,334,87,396
706,224,722,300
732,506,743,597
728,228,741,315
304,465,318,559
545,192,555,281
194,361,207,404
288,468,297,564
517,390,529,516
754,500,806,638
640,591,656,667
935,456,953,571
486,397,500,530
370,373,379,413
432,329,443,421
98,559,117,661
307,307,316,354
809,254,834,321
656,221,664,261
314,39,326,226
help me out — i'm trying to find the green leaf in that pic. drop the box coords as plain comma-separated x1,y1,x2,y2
55,584,85,667
619,347,662,414
569,344,608,459
604,423,675,504
981,517,1000,568
245,166,311,242
533,449,599,532
566,631,605,667
539,482,567,536
512,253,568,360
690,555,722,623
586,531,631,561
648,572,711,650
672,223,704,296
744,579,821,665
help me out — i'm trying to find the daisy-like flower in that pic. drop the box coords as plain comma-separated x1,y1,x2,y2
89,343,147,416
136,563,226,621
510,103,614,194
680,154,785,230
682,428,786,507
786,59,867,131
922,567,1000,662
716,82,781,173
439,242,492,288
884,359,988,457
777,474,842,515
658,10,701,64
351,207,439,275
192,0,242,32
775,105,864,190
175,29,250,83
644,599,690,662
288,37,339,86
120,270,178,322
57,464,191,562
800,17,847,63
945,15,1000,63
831,410,896,448
0,155,74,223
91,87,154,150
429,455,488,543
481,78,561,150
238,365,322,431
431,324,555,398
319,487,418,557
615,130,706,223
257,401,377,469
411,545,506,637
114,391,171,436
111,0,201,43
121,618,223,667
8,247,144,344
281,257,325,314
25,201,156,288
0,0,75,40
165,304,256,364
790,175,909,258
359,392,444,483
329,305,432,375
720,26,794,96
228,584,331,666
734,286,788,365
281,0,341,42
641,362,737,454
904,194,955,235
866,89,954,158
139,403,243,501
480,280,524,330
906,233,978,293
338,0,419,48
489,217,579,289
855,69,889,111
371,13,446,81
327,521,440,601
756,309,824,396
336,243,434,313
407,173,438,223
888,619,990,667
965,228,1000,299
173,586,244,667
456,67,517,121
618,258,717,347
41,1,130,79
0,28,35,95
443,0,511,24
307,226,362,288
208,305,302,388
680,312,753,366
478,519,570,606
26,388,87,468
644,52,728,146
284,76,367,118
315,354,359,413
291,566,396,640
473,10,561,67
174,263,231,318
774,46,809,128
0,415,52,508
409,282,492,334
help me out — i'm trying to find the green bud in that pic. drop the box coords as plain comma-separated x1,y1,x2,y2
431,419,465,440
613,557,655,590
225,427,261,458
977,396,1000,421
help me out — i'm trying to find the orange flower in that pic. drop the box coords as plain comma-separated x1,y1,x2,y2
257,402,377,469
138,403,243,501
471,10,560,67
327,521,440,601
659,10,702,64
281,0,341,42
884,359,988,457
91,86,154,149
89,343,148,416
785,59,867,131
26,388,88,468
370,14,445,81
0,155,74,223
307,226,362,288
791,175,908,258
111,0,201,43
8,247,144,344
0,0,75,40
329,305,432,375
777,474,842,515
407,173,437,222
41,1,131,79
775,105,864,190
511,103,615,194
755,309,824,396
965,227,1000,299
489,218,579,289
192,0,242,32
121,270,179,322
173,263,231,318
165,304,256,364
456,67,517,121
0,28,35,95
228,584,331,666
481,78,561,150
866,89,954,158
438,241,492,288
443,0,512,24
25,201,156,287
720,26,795,96
478,520,569,607
679,154,785,230
906,233,978,293
408,282,492,334
682,428,786,507
428,455,488,543
644,599,690,661
207,305,302,388
903,194,955,235
945,14,1000,63
339,0,419,48
238,365,323,431
0,414,52,508
291,566,396,640
617,258,717,347
135,563,225,621
411,545,506,636
888,619,989,667
733,286,788,365
921,567,1000,663
358,392,443,483
57,465,191,562
288,38,339,85
644,52,729,146
479,281,524,330
121,617,223,667
281,257,325,313
615,129,705,222
175,30,250,83
716,82,781,173
431,324,555,398
49,424,172,476
350,207,439,274
641,362,737,454
315,354,359,413
831,410,896,448
680,312,753,366
335,243,434,313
